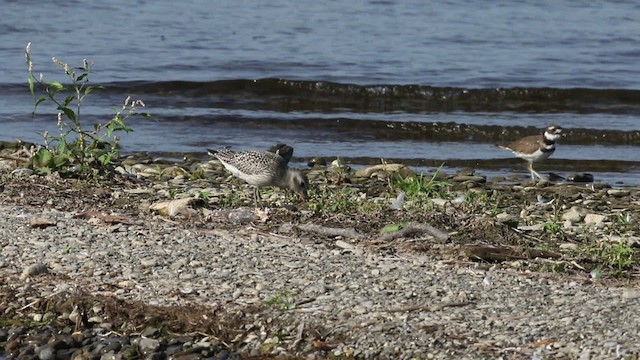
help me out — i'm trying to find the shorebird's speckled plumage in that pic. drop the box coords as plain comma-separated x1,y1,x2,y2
497,125,563,180
208,148,308,205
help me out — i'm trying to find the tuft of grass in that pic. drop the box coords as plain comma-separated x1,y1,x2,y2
265,291,296,310
612,211,634,233
307,186,381,214
393,164,451,202
587,242,639,278
193,190,211,202
25,42,149,178
542,220,566,241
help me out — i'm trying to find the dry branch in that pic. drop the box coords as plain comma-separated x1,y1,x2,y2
296,223,360,239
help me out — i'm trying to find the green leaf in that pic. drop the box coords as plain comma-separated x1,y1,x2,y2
56,140,72,154
34,96,47,108
33,148,53,168
98,152,113,166
53,154,70,167
63,94,75,108
47,81,64,91
84,85,94,96
380,223,404,235
76,73,88,82
35,167,52,176
27,76,36,96
58,107,76,122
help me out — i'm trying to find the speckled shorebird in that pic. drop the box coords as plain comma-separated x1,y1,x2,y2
496,125,563,181
208,148,308,206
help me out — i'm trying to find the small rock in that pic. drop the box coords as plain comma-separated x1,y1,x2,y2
607,189,630,197
584,213,606,226
117,280,136,289
622,289,640,301
35,344,55,360
142,327,160,337
568,173,594,183
518,223,544,231
495,212,513,222
140,258,157,268
138,337,161,354
431,198,449,207
88,316,103,323
563,220,574,229
353,164,413,178
149,197,196,217
335,240,355,251
456,168,476,176
561,207,586,223
559,243,578,251
22,263,49,277
451,175,486,183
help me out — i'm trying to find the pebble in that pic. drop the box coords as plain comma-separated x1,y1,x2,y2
584,213,606,226
21,263,49,277
561,207,586,223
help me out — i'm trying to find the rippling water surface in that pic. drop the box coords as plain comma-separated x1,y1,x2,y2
0,0,639,184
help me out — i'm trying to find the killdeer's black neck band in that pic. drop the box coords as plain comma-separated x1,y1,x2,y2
540,146,555,153
542,136,556,146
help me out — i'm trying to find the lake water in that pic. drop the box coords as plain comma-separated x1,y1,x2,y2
1,0,639,184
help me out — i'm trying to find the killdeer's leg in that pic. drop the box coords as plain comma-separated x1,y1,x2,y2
528,162,541,180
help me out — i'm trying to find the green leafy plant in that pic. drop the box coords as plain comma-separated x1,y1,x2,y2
307,186,381,214
380,222,408,234
193,190,211,202
587,242,638,278
25,42,148,177
608,243,636,274
542,220,566,241
613,211,634,233
168,188,180,199
393,164,451,200
265,291,296,310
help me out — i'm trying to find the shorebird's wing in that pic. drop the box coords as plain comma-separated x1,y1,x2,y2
498,134,542,154
220,151,286,176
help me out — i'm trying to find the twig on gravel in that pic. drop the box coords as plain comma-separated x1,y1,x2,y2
292,322,305,348
295,297,316,307
385,301,475,313
296,223,360,239
378,222,449,242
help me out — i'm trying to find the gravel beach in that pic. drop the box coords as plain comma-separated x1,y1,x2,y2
0,160,639,359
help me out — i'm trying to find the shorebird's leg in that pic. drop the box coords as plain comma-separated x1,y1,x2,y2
528,163,541,180
253,187,262,208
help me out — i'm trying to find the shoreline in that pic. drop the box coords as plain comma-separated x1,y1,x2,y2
0,153,639,359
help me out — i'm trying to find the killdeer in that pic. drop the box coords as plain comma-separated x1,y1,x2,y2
208,148,308,207
496,125,563,181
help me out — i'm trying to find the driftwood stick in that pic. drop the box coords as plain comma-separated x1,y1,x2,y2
378,222,449,242
297,223,360,239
